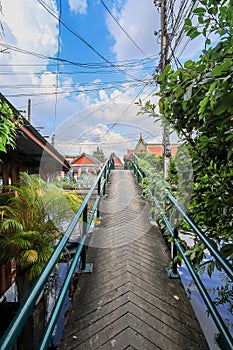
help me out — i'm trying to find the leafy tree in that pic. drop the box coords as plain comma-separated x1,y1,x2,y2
136,152,163,171
139,0,233,266
93,147,105,162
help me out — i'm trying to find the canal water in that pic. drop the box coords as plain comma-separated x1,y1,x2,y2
179,260,233,350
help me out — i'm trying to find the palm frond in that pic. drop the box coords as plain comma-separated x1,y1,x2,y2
0,218,24,233
25,261,45,281
20,250,38,266
0,171,84,282
8,237,32,250
37,246,54,263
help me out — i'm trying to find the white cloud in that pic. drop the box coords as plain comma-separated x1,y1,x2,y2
106,0,160,61
106,0,210,65
0,0,59,107
68,0,87,15
1,0,57,58
53,93,164,159
0,0,173,159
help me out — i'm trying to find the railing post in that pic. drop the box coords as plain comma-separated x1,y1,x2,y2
150,189,155,221
106,168,110,184
103,167,107,196
172,227,178,275
133,162,136,176
97,177,101,218
137,167,140,183
166,226,179,278
110,158,115,170
81,203,88,270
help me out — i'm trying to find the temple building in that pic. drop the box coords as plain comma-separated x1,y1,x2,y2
124,134,178,161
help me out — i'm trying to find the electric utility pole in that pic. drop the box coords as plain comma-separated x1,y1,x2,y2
154,0,171,178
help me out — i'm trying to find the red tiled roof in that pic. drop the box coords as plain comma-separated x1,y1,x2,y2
112,153,124,169
124,135,179,162
171,145,178,156
124,149,142,161
71,153,101,166
147,145,163,156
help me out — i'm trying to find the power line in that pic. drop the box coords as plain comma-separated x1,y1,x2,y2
36,0,147,83
53,0,62,145
100,0,148,58
167,0,197,65
0,54,159,68
56,81,155,149
0,40,149,84
98,82,151,145
3,83,144,98
0,79,148,89
0,56,157,76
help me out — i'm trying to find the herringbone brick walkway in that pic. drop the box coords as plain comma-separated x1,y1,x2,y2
58,170,208,350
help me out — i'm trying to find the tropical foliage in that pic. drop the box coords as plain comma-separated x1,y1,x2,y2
0,172,83,282
139,0,233,268
0,101,18,155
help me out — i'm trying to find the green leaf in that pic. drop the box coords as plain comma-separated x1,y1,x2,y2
0,144,6,152
198,96,209,115
185,18,192,26
212,59,232,77
190,251,196,261
220,244,233,258
198,265,205,274
208,6,218,15
184,60,194,69
215,92,233,115
193,7,206,15
182,101,188,111
198,15,204,24
186,28,201,40
207,261,215,277
163,64,172,75
219,29,227,35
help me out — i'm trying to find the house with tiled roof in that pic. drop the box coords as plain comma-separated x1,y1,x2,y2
0,93,70,300
69,153,102,175
0,93,70,187
124,134,178,161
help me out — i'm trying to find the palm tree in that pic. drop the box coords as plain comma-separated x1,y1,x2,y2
0,172,82,298
0,173,55,290
0,172,83,348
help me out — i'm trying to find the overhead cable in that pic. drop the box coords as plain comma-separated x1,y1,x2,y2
100,0,148,58
36,0,146,82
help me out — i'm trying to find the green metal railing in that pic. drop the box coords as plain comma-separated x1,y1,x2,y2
129,156,233,350
130,153,144,183
0,155,114,350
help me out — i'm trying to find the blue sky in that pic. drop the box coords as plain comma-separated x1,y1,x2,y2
0,0,202,158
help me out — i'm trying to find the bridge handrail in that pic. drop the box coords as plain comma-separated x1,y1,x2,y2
167,193,233,280
127,153,144,182
0,154,114,350
129,158,233,350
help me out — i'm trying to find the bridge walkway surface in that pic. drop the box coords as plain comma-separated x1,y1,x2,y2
57,169,209,350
